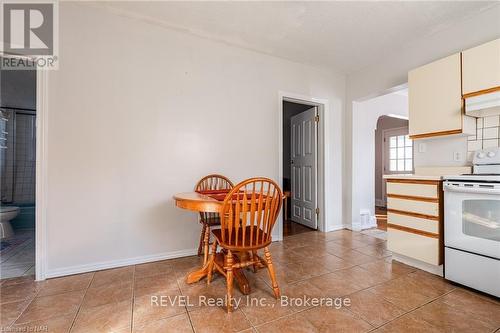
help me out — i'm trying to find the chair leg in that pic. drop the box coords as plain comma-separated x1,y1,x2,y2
207,240,217,284
203,226,210,265
264,247,280,298
197,223,207,257
225,250,234,313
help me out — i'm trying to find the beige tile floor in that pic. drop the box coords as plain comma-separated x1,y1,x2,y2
1,229,499,333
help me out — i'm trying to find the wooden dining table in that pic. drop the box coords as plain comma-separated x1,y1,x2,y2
173,190,253,295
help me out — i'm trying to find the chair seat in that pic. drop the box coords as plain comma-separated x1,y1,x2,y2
212,226,271,250
200,216,221,226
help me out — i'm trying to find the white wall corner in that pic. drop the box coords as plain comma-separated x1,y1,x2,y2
348,222,362,232
325,224,347,233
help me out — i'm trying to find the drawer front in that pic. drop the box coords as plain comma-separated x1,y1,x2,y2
387,197,439,217
388,212,439,234
387,228,440,265
386,182,438,199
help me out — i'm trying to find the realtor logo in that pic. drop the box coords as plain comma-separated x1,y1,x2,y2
1,1,58,69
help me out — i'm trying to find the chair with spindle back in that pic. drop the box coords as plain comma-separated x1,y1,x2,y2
195,174,234,265
206,177,283,312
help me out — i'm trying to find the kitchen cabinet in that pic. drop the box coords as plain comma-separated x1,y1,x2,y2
462,38,500,96
408,53,475,139
385,178,443,267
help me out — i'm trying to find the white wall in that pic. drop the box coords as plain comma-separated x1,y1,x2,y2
352,93,407,230
344,5,500,227
44,3,346,276
414,136,468,168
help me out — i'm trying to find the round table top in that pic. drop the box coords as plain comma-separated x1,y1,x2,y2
173,192,222,213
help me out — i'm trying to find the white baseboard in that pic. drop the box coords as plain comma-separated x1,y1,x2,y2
44,248,198,279
391,253,443,277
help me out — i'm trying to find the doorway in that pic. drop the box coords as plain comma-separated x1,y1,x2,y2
281,98,322,237
0,59,37,279
352,87,408,233
374,116,411,231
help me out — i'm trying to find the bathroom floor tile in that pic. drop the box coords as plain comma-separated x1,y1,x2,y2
0,264,33,279
0,229,35,278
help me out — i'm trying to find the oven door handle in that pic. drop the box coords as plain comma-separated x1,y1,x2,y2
444,183,500,195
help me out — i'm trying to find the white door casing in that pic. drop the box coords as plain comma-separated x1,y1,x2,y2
290,107,317,229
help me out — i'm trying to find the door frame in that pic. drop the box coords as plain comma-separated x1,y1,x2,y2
278,91,327,240
35,67,48,281
1,54,49,281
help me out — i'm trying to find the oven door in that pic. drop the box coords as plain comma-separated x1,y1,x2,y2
444,182,500,259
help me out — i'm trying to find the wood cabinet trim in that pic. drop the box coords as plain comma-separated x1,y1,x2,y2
387,208,439,221
386,179,441,185
409,129,463,140
387,223,439,239
460,53,464,126
387,194,439,203
462,86,500,99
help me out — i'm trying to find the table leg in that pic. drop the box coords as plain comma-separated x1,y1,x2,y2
233,267,251,295
187,262,210,284
186,252,251,295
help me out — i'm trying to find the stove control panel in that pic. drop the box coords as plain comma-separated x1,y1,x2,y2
473,147,500,165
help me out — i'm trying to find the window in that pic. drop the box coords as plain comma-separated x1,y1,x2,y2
388,134,413,172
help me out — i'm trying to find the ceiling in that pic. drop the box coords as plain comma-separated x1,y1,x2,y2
100,1,500,74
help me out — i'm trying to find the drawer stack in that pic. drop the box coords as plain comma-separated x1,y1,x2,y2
386,179,443,266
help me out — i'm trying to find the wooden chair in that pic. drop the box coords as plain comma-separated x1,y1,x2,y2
195,174,234,265
207,177,283,312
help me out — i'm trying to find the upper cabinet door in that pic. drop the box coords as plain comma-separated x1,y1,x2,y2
462,38,500,96
409,53,463,138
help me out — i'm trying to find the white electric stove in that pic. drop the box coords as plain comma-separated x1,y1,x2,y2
443,147,500,297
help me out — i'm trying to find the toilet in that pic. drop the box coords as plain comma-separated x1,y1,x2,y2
0,206,20,239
